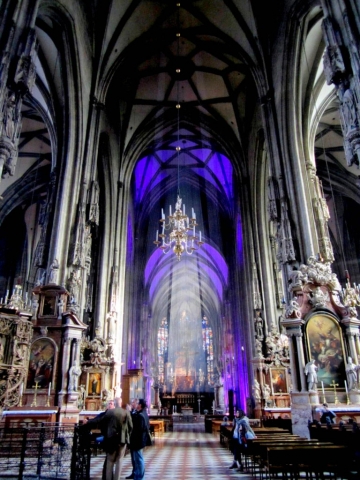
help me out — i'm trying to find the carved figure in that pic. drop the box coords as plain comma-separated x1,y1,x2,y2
342,89,358,133
305,359,318,391
3,92,16,140
68,363,82,392
262,383,271,404
48,258,59,284
252,379,261,402
66,270,81,304
255,312,264,339
346,357,358,391
288,265,304,291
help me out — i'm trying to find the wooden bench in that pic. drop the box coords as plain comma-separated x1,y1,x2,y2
261,444,349,480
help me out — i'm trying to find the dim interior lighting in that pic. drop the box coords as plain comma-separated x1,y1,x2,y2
153,7,204,261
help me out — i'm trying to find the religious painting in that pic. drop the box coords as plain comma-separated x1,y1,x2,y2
40,295,57,317
305,314,345,388
27,338,55,389
87,372,102,396
270,368,288,395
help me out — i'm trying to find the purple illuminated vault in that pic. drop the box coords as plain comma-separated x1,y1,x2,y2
133,148,233,204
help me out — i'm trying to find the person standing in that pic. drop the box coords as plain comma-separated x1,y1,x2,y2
98,397,133,480
229,409,255,472
129,398,150,480
85,399,116,479
125,398,139,479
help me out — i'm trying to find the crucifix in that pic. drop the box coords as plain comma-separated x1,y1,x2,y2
330,380,339,405
31,380,39,407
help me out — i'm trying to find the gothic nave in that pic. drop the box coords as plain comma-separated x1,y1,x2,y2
0,0,360,444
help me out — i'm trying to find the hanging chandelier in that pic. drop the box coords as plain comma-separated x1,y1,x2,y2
153,3,203,261
154,194,203,260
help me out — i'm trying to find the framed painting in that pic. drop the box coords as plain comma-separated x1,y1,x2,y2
27,338,56,389
305,313,345,388
40,295,57,317
270,368,288,395
87,371,102,396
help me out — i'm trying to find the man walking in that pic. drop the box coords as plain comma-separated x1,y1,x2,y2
129,398,150,480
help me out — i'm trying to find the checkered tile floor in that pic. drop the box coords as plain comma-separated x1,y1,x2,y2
90,423,253,479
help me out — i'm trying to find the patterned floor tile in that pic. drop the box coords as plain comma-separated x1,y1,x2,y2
89,423,253,479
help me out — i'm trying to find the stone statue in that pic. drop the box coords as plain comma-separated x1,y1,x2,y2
252,379,261,402
255,312,264,339
305,359,318,391
346,357,358,391
3,92,16,140
342,89,358,133
66,270,81,304
262,383,271,405
48,258,59,284
68,363,82,392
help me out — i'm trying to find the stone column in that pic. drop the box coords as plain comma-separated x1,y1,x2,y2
295,331,307,392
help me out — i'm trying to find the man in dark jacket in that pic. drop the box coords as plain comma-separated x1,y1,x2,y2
95,397,133,480
129,398,150,480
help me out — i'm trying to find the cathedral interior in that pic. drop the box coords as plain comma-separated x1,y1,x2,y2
0,0,360,438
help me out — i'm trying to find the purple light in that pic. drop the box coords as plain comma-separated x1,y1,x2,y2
144,248,164,285
208,153,233,200
199,244,228,284
237,214,244,263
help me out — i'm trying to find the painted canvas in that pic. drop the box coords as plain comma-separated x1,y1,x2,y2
306,314,345,388
88,372,102,396
270,368,288,394
27,338,55,389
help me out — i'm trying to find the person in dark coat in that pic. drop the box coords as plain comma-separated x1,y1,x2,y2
129,398,150,480
87,397,133,480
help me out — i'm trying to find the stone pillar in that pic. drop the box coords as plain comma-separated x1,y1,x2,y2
295,331,307,392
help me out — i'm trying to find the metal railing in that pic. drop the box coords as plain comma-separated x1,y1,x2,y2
0,423,91,479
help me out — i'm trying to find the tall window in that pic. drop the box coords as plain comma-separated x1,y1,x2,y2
202,316,214,385
157,317,168,384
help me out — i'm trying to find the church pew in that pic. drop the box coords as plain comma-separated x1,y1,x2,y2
260,444,349,480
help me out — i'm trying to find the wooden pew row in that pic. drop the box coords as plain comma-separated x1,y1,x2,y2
245,438,315,476
260,444,349,480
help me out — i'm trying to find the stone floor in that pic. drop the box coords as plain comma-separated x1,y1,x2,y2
89,422,251,479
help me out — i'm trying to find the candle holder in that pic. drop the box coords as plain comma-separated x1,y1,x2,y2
31,381,39,407
45,394,50,407
330,380,339,405
346,392,351,405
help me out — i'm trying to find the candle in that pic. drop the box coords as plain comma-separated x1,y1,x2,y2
161,208,165,219
192,208,194,218
19,383,24,397
321,381,325,395
169,205,172,216
48,382,51,396
183,204,185,215
156,230,159,241
199,231,202,242
344,380,348,394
